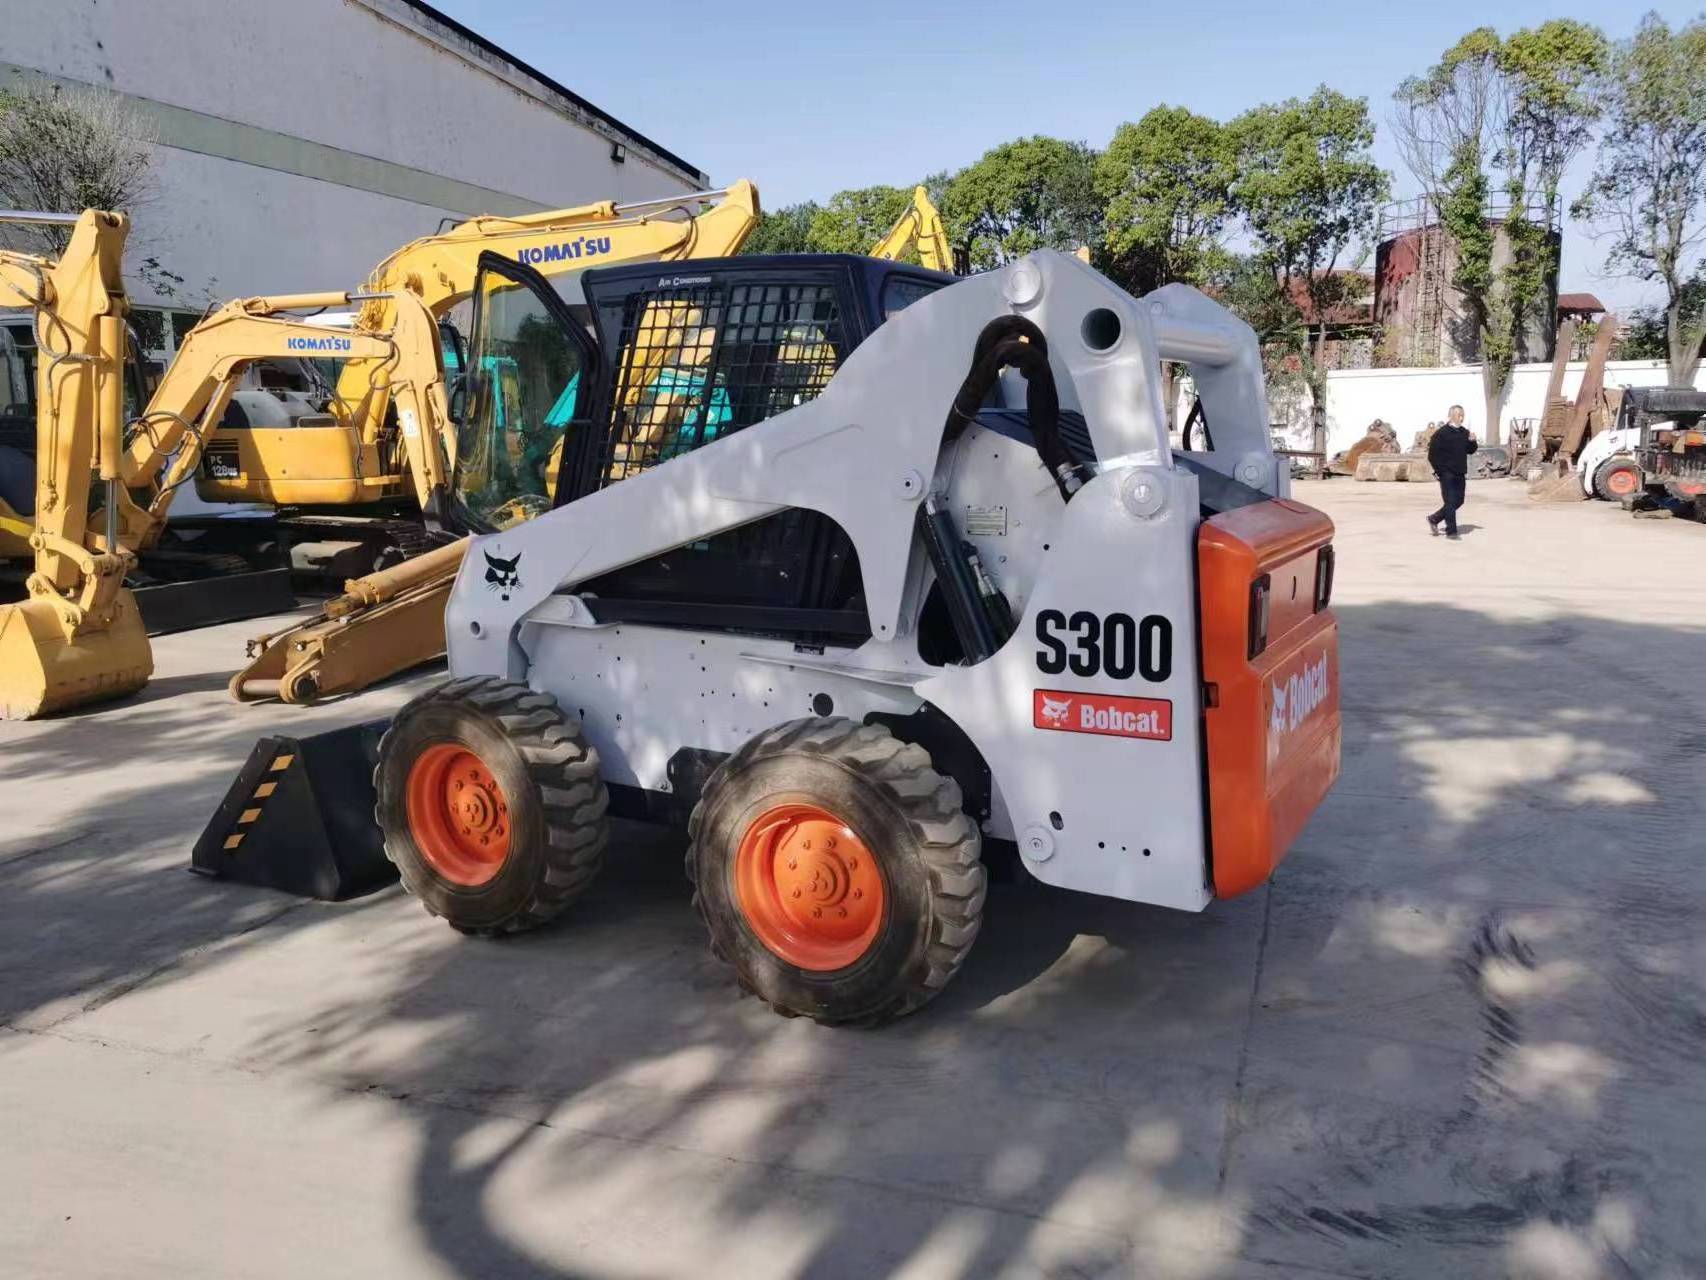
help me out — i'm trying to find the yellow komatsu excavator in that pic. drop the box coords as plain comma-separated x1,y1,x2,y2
115,287,453,561
0,210,151,718
869,186,964,275
3,187,759,717
221,186,764,706
192,182,759,564
0,206,456,719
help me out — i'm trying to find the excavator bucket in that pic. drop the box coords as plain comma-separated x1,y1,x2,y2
191,720,396,899
0,591,152,719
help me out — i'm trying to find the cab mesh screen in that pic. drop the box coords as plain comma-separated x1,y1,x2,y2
595,281,846,486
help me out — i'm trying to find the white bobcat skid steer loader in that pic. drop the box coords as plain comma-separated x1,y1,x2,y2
373,249,1341,1025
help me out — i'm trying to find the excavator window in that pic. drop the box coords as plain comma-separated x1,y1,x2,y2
454,256,598,530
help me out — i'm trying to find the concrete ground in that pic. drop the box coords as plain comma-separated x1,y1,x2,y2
2,478,1703,1280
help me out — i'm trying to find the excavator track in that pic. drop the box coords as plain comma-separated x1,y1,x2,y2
276,511,453,588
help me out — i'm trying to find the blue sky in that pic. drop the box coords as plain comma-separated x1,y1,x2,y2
437,1,1696,311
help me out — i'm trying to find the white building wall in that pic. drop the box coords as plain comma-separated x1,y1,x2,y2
4,0,705,311
1283,361,1702,456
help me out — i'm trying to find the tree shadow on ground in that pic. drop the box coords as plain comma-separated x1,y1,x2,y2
2,601,1704,1278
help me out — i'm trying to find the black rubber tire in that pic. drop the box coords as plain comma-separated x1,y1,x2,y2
1592,457,1642,502
687,717,984,1026
375,675,609,936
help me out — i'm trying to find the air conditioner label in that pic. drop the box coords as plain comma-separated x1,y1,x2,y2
1032,689,1172,741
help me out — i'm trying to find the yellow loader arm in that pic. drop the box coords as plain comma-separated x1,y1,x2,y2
117,288,452,547
869,186,958,274
0,209,152,719
334,180,760,489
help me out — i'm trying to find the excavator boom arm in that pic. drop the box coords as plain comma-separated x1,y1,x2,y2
869,186,956,274
358,180,759,326
325,180,759,517
0,209,153,720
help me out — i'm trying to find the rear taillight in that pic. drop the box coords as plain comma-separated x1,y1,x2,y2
1313,546,1335,612
1248,574,1271,658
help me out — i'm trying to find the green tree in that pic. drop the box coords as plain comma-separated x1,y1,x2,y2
806,185,911,255
1232,88,1387,420
1613,309,1669,361
1575,14,1706,385
943,136,1100,270
1219,254,1311,423
1500,20,1611,229
0,85,155,254
1394,23,1608,441
1495,20,1609,431
1094,106,1236,295
741,201,819,255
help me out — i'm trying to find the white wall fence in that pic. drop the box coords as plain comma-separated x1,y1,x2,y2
1276,360,1702,456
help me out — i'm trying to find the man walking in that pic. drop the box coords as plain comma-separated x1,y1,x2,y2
1427,405,1478,540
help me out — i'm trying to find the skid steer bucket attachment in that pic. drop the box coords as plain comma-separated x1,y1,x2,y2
0,591,153,719
1525,457,1589,503
134,568,297,636
191,720,397,900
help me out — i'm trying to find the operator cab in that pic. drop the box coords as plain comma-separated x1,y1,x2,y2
448,254,953,635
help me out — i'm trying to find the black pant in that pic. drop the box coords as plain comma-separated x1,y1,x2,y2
1431,471,1466,534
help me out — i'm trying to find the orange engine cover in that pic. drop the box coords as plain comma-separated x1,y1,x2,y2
1198,500,1340,899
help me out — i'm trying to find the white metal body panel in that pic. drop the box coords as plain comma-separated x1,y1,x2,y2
446,251,1274,910
916,464,1209,911
517,621,927,792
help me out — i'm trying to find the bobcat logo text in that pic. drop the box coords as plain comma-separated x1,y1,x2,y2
1270,655,1330,739
1032,689,1172,741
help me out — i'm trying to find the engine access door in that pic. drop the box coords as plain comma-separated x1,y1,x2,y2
1198,499,1340,898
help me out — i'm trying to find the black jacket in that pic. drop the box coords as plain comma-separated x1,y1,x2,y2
1428,423,1479,476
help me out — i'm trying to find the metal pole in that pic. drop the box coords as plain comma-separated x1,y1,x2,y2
611,187,730,216
0,210,82,226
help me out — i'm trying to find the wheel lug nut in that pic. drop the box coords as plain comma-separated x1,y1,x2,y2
837,907,848,918
787,859,797,870
853,889,862,900
792,889,801,898
812,907,822,918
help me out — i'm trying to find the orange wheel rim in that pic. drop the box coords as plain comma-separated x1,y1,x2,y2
405,742,512,887
1609,468,1638,496
733,802,885,971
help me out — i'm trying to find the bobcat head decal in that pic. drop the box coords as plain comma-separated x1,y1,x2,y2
484,550,522,602
1039,694,1073,727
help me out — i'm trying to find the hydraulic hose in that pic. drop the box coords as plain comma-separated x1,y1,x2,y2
920,313,1088,665
943,315,1090,502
